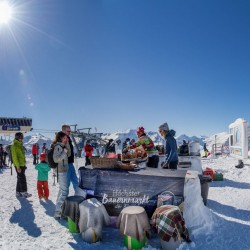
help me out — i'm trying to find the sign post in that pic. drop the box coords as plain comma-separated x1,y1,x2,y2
229,118,248,160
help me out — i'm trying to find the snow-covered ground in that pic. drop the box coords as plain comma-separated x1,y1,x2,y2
0,155,250,250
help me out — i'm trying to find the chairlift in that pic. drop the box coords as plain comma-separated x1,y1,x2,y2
70,126,108,157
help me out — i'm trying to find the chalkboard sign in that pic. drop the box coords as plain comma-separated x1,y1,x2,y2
78,167,186,216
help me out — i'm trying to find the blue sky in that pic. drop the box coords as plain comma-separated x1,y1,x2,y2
0,0,250,138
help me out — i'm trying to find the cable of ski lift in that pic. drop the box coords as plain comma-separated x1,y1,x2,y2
31,128,58,133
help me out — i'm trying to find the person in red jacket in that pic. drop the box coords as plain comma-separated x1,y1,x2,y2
32,143,39,165
84,140,94,166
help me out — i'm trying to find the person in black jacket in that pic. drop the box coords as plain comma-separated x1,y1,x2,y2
122,138,130,151
62,124,79,191
105,139,116,154
0,144,4,167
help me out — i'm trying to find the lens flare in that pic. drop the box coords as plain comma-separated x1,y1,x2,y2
0,2,13,24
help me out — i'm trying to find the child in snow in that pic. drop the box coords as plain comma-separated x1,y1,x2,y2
35,153,51,200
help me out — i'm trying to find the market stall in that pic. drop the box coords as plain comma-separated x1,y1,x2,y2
78,166,186,217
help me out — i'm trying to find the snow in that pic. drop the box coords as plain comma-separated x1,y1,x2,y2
1,155,250,250
1,130,250,250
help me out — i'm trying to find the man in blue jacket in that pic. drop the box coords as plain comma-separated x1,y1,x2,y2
158,122,179,170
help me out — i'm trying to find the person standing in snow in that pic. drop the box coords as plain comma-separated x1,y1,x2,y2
0,144,4,167
127,126,159,168
35,153,51,200
42,143,47,154
5,144,12,167
130,138,135,145
53,131,71,218
62,124,79,192
32,143,39,165
105,139,116,154
203,143,209,157
84,140,94,166
158,122,179,169
115,139,122,160
11,132,32,198
122,138,130,151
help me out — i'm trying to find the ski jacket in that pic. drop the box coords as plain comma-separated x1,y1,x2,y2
53,142,71,173
105,142,116,154
164,130,178,164
35,162,51,181
67,136,74,163
11,139,26,168
84,144,94,157
32,144,39,154
130,134,158,156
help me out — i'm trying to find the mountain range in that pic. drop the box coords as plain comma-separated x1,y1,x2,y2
0,131,225,154
2,126,250,154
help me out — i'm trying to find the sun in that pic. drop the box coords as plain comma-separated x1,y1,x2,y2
0,2,13,24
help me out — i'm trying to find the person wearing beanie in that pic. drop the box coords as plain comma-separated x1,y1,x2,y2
158,122,169,132
11,132,32,198
158,122,179,169
128,126,159,168
35,153,51,200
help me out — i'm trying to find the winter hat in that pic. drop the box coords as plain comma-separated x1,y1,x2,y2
40,153,46,161
136,126,145,135
159,122,169,132
15,132,24,140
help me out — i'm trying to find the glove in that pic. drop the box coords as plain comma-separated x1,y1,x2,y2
161,161,169,169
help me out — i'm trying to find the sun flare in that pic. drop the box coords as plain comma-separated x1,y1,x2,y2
0,2,13,24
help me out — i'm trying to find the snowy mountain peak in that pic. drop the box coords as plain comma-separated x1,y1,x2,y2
23,133,52,154
176,134,205,146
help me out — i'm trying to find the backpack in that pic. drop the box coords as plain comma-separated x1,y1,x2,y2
47,145,57,169
47,144,65,169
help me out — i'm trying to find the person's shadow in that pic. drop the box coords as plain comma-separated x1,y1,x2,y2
9,197,41,237
210,178,250,189
39,199,56,217
208,199,250,222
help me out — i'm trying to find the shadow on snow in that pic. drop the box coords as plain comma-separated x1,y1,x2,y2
210,178,250,189
9,197,42,238
182,212,250,250
207,200,250,222
39,199,56,217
